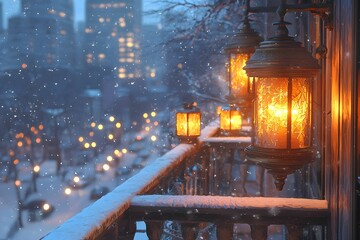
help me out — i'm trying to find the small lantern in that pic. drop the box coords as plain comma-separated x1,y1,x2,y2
220,95,242,136
225,17,263,107
176,103,201,143
244,17,320,191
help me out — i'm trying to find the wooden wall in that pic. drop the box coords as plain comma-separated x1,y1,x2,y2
325,0,356,239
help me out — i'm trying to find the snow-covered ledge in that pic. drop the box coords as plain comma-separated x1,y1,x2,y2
130,195,329,225
42,121,219,240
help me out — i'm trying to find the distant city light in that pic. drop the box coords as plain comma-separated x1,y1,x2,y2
35,137,41,144
15,180,21,187
38,124,44,130
143,113,148,118
43,203,50,211
151,135,157,142
65,187,72,195
78,136,84,142
98,124,104,130
145,126,150,132
108,134,114,140
109,116,115,122
90,122,96,128
154,121,159,126
73,176,80,183
122,148,127,154
33,165,40,173
103,164,110,171
17,141,23,148
21,63,27,69
89,131,94,137
107,156,113,162
84,143,90,149
13,159,19,165
146,119,151,124
91,142,97,148
151,112,156,117
116,122,121,128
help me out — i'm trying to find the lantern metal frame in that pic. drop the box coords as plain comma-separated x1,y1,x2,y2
224,1,263,111
243,3,322,191
175,103,201,144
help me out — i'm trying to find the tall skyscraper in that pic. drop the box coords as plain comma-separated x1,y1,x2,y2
6,0,75,70
83,0,142,80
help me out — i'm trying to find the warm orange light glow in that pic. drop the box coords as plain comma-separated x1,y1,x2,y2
35,138,41,144
38,124,44,130
15,180,21,187
109,116,115,122
122,148,127,154
13,159,19,165
143,113,148,118
91,142,97,148
108,134,114,140
78,136,84,142
98,124,104,130
151,135,157,142
255,77,311,149
176,112,201,137
17,141,23,148
107,156,113,162
116,122,121,128
220,108,242,131
90,122,96,128
89,131,94,137
84,143,90,149
229,53,249,97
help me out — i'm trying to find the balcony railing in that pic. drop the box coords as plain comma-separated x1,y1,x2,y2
42,121,329,240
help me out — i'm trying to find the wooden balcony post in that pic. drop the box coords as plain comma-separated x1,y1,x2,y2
181,222,198,240
250,224,268,240
117,216,136,240
287,224,303,240
216,223,234,239
145,221,164,240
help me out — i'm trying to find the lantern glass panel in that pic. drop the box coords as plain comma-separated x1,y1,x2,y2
254,77,311,149
229,53,249,96
188,112,201,136
176,112,188,136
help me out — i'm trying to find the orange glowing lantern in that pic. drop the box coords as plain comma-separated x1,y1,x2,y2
220,96,242,136
225,16,262,106
176,103,201,143
244,17,320,191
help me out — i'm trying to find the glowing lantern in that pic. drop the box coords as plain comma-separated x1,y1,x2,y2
244,17,320,191
176,103,201,143
220,96,242,136
225,16,262,106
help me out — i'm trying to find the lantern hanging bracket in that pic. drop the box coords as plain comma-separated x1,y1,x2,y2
247,0,333,30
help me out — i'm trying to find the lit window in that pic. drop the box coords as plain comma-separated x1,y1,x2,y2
119,73,126,78
118,68,126,73
126,42,134,48
118,38,125,43
99,17,105,23
85,28,93,33
128,74,134,78
119,58,125,62
119,48,125,52
111,32,116,37
59,12,66,18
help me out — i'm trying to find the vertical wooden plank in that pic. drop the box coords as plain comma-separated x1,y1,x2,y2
338,0,356,239
326,0,356,239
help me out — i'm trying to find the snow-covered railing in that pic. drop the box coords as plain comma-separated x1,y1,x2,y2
42,120,327,240
41,122,219,240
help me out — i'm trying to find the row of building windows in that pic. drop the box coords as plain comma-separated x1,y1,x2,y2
90,3,126,9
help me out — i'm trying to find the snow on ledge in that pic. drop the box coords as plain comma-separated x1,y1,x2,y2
131,195,328,211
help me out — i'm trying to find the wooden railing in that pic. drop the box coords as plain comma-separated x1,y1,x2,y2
42,122,329,240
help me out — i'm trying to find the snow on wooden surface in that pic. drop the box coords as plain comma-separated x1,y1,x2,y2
131,195,328,211
42,122,219,240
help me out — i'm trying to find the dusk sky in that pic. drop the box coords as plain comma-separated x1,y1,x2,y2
1,0,157,28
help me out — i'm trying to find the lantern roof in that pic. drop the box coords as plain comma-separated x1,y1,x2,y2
244,20,320,78
225,18,263,54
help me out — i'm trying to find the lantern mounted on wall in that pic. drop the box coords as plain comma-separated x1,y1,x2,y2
176,103,201,143
220,95,242,136
244,10,320,191
225,5,263,109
